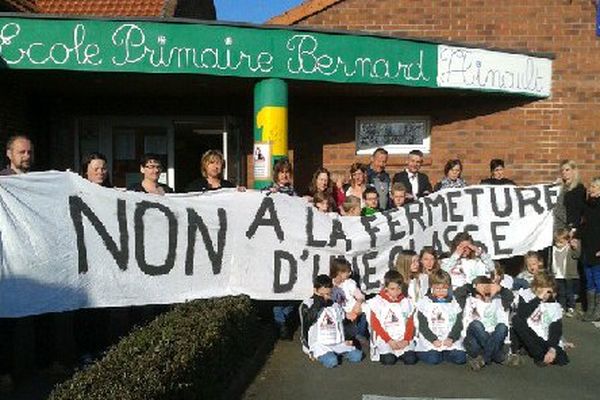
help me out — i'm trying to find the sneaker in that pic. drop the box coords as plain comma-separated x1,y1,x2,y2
505,353,523,367
566,308,575,318
468,355,485,371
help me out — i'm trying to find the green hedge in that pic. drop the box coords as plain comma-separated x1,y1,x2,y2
49,296,259,400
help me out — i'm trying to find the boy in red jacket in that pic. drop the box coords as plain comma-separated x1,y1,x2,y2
367,270,417,365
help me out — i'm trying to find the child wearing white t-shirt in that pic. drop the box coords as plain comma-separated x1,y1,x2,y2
368,270,417,365
300,274,363,368
508,272,569,367
415,270,467,365
330,257,367,340
441,233,494,290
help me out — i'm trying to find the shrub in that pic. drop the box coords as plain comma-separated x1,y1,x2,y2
49,295,259,400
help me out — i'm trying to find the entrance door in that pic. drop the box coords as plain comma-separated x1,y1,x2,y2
173,120,231,191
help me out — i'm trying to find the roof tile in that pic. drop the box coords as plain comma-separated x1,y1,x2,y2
35,0,168,17
267,0,346,25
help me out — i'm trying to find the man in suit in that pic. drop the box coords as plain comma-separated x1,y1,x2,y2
392,149,432,202
366,148,391,210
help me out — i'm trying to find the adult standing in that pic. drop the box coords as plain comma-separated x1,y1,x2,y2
433,159,467,191
307,167,332,196
306,167,336,211
554,160,586,235
185,150,235,192
128,154,173,194
0,135,33,175
345,162,367,206
0,135,33,389
581,177,600,321
81,152,112,187
480,159,516,185
367,148,391,210
392,149,432,202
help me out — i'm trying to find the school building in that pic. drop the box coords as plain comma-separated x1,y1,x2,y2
0,0,598,193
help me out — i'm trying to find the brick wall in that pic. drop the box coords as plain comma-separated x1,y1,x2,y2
287,0,600,188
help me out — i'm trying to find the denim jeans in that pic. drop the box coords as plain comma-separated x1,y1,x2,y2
273,305,295,327
584,264,600,294
464,321,508,364
556,279,578,310
417,349,466,365
317,349,363,368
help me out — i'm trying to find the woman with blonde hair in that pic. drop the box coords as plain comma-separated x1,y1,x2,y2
554,160,586,235
185,149,236,192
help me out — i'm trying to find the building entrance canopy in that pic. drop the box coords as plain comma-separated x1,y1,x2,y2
0,15,551,97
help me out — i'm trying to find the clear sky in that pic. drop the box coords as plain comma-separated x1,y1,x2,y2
214,0,304,24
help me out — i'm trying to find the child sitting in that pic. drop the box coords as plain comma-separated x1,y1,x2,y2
441,232,494,290
551,228,580,317
455,276,513,370
419,246,440,276
330,258,367,340
395,250,429,303
492,263,514,291
368,270,417,365
391,182,408,208
300,274,363,368
361,186,380,216
342,195,361,217
515,251,544,289
508,271,569,366
415,270,467,365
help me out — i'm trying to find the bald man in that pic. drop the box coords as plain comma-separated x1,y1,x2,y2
0,135,33,175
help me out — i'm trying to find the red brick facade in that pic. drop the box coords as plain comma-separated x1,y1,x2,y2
273,0,600,188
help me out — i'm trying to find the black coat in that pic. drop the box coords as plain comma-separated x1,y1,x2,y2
581,197,600,265
392,170,432,198
184,176,235,192
564,183,586,230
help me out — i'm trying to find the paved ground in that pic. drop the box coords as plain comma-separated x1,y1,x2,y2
243,317,600,400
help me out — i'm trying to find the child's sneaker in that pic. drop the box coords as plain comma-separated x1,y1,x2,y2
467,355,485,371
505,353,523,367
566,308,575,318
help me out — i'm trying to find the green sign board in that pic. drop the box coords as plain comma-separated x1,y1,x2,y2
0,16,437,87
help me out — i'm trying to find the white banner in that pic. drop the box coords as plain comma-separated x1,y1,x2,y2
0,172,558,317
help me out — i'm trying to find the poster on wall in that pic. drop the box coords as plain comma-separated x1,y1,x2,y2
253,142,272,180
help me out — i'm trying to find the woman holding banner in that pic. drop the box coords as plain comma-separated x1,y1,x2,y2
434,159,467,191
82,152,112,187
185,150,236,192
345,162,368,207
128,154,173,195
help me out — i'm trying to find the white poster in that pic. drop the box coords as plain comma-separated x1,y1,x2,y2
253,142,272,180
0,172,558,317
437,45,552,97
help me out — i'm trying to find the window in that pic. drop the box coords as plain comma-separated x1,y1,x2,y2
355,116,430,155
